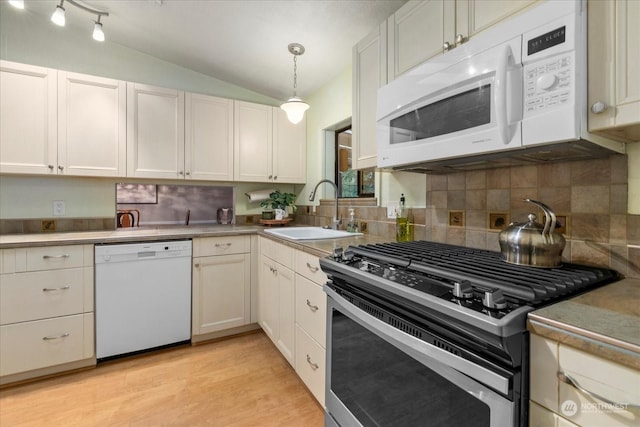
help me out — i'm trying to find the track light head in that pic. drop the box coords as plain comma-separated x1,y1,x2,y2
93,18,105,42
51,3,66,27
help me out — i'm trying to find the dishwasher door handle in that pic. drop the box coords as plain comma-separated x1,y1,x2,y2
137,251,157,258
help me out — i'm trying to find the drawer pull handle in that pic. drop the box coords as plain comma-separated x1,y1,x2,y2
42,333,70,341
42,285,70,292
558,371,640,409
306,262,319,273
306,299,318,312
214,243,232,248
42,254,70,259
306,354,319,370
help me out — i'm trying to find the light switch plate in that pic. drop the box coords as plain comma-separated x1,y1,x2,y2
53,200,65,216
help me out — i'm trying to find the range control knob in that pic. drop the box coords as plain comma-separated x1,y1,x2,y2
452,280,474,299
332,247,344,260
482,289,508,310
342,249,354,262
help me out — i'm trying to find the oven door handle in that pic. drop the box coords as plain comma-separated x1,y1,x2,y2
326,287,511,396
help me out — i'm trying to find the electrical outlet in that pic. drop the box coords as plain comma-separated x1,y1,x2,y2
41,220,56,232
387,202,399,219
53,200,65,216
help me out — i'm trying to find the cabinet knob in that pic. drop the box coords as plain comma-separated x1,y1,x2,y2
48,164,54,170
455,34,466,46
58,165,64,171
591,101,607,114
179,171,184,176
443,41,453,51
273,175,277,180
268,175,273,180
185,171,191,176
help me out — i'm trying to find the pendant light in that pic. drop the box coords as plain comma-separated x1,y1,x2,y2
280,43,309,125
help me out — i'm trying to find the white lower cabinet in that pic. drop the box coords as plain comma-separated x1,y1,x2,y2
258,237,295,366
192,236,252,339
0,245,95,385
294,250,328,407
530,334,639,427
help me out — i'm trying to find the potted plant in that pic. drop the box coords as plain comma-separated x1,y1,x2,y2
261,190,297,220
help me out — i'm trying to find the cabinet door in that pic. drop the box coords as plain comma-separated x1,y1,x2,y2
387,0,454,80
127,83,185,179
456,0,537,41
185,93,234,181
273,108,306,183
192,253,251,335
58,72,126,177
588,0,640,141
259,255,279,341
0,61,57,175
234,101,273,182
276,263,295,366
352,22,387,170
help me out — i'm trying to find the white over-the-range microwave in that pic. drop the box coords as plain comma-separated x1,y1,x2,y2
376,0,626,173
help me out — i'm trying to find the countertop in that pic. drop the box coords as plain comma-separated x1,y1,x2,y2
0,225,390,257
528,278,640,369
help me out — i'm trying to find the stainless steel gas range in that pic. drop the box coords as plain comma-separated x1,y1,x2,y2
320,241,619,427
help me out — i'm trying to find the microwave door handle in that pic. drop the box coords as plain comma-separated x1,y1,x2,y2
495,45,514,145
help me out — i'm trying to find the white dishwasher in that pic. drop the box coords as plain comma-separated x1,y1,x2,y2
95,240,192,360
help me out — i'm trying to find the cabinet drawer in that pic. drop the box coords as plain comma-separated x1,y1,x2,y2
194,236,250,257
295,275,327,346
558,344,640,427
0,267,92,325
260,237,293,269
0,313,94,376
295,325,326,407
295,251,328,286
25,245,90,271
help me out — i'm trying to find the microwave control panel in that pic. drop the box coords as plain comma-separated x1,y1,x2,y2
523,52,574,115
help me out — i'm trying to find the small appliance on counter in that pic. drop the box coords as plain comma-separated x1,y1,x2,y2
217,208,233,224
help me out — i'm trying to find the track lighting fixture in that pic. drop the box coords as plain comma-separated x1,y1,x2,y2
43,0,109,41
280,43,310,125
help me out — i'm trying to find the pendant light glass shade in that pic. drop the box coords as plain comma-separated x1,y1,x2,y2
51,4,66,26
281,97,310,125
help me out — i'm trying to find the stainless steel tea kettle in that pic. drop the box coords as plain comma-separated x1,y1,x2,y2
498,199,565,268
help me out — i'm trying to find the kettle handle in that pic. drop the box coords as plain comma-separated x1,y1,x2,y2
524,199,556,238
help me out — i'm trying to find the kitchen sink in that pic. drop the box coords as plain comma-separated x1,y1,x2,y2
264,227,362,240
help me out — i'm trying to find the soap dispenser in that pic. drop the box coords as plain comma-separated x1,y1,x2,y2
346,208,358,232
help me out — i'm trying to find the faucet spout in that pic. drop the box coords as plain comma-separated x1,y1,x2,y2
309,179,340,230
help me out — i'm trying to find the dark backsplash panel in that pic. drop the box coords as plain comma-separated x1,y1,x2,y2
117,184,234,226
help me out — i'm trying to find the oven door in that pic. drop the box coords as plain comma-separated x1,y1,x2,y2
325,287,517,427
376,36,523,170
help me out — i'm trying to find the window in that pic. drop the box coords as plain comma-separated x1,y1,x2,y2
336,126,375,198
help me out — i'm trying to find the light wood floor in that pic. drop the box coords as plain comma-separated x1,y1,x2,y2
0,331,324,427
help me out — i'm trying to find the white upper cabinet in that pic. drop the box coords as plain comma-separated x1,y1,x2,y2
58,71,126,177
0,61,57,175
0,61,126,177
588,0,640,143
352,22,387,170
387,0,454,79
273,108,306,184
127,83,185,179
185,93,234,181
234,101,273,182
234,101,306,183
387,0,538,81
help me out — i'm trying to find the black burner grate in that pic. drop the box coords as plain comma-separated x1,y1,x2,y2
349,241,618,304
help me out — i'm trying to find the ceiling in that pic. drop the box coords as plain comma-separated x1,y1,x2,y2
15,0,407,101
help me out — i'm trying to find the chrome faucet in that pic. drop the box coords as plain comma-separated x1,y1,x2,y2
309,179,340,230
